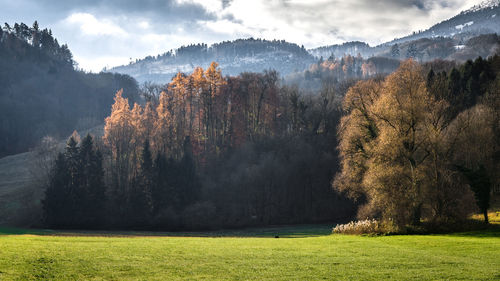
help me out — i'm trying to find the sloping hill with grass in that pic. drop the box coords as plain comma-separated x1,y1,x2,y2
0,126,104,227
0,152,42,227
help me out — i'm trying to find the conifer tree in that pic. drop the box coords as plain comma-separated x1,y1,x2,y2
78,134,106,228
43,134,106,228
177,136,200,207
126,140,154,227
43,153,70,227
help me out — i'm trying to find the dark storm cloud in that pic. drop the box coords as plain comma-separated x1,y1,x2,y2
29,0,215,22
2,0,216,30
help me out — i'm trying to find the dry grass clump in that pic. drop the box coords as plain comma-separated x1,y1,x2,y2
332,219,383,235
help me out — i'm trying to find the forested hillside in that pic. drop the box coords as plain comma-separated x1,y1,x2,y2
0,22,140,157
111,38,315,84
385,0,500,46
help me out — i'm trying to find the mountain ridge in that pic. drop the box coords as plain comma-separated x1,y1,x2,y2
110,1,500,84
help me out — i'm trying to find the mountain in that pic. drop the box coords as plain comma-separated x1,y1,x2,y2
383,0,500,46
308,41,372,59
110,1,500,85
110,38,315,84
308,1,500,62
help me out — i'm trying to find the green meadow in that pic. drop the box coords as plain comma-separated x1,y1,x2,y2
0,224,499,280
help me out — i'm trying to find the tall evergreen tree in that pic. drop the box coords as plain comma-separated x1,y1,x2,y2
43,153,71,227
43,135,106,228
177,136,200,207
128,139,154,227
78,134,106,228
391,44,400,58
457,166,491,223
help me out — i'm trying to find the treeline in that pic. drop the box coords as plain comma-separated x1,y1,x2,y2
1,21,73,66
289,55,400,89
0,22,139,157
43,55,499,231
426,55,499,114
137,38,312,64
43,134,106,228
43,62,355,230
335,56,499,231
387,34,500,62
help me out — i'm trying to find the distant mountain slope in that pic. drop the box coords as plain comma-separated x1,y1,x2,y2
307,1,500,63
111,38,315,84
383,0,500,46
110,1,500,84
308,41,372,59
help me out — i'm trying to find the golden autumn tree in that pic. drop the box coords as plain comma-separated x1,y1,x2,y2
334,79,382,200
103,89,135,193
191,66,207,154
130,103,143,175
154,91,176,157
184,72,197,138
335,60,476,230
364,60,439,227
169,72,189,153
204,62,226,153
140,101,157,143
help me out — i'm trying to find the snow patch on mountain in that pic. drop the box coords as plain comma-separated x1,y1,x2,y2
455,21,474,30
462,0,500,13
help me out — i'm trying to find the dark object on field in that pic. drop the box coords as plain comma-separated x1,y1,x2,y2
275,235,279,238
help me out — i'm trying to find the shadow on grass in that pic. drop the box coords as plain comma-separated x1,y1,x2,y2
0,224,335,238
446,224,500,238
0,227,55,236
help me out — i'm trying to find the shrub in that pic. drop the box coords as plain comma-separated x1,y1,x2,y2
332,219,383,235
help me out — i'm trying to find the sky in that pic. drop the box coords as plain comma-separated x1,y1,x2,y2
0,0,485,72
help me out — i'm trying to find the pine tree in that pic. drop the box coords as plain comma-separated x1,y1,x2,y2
152,152,172,213
43,153,70,227
457,165,491,223
391,44,400,58
406,43,418,60
78,134,106,228
177,136,200,207
31,21,40,48
128,139,154,227
43,134,106,228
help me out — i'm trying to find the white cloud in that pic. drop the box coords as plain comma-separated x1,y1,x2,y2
73,55,130,72
138,21,150,29
30,0,485,72
216,0,486,47
199,19,253,36
64,13,128,37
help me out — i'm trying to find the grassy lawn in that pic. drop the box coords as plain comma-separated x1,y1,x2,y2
0,224,499,280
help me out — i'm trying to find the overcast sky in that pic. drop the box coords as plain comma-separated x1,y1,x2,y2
1,0,484,72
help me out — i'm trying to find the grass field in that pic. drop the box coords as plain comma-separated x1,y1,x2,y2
0,224,499,280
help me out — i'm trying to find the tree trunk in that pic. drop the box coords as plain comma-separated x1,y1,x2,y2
412,203,422,225
483,209,489,224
